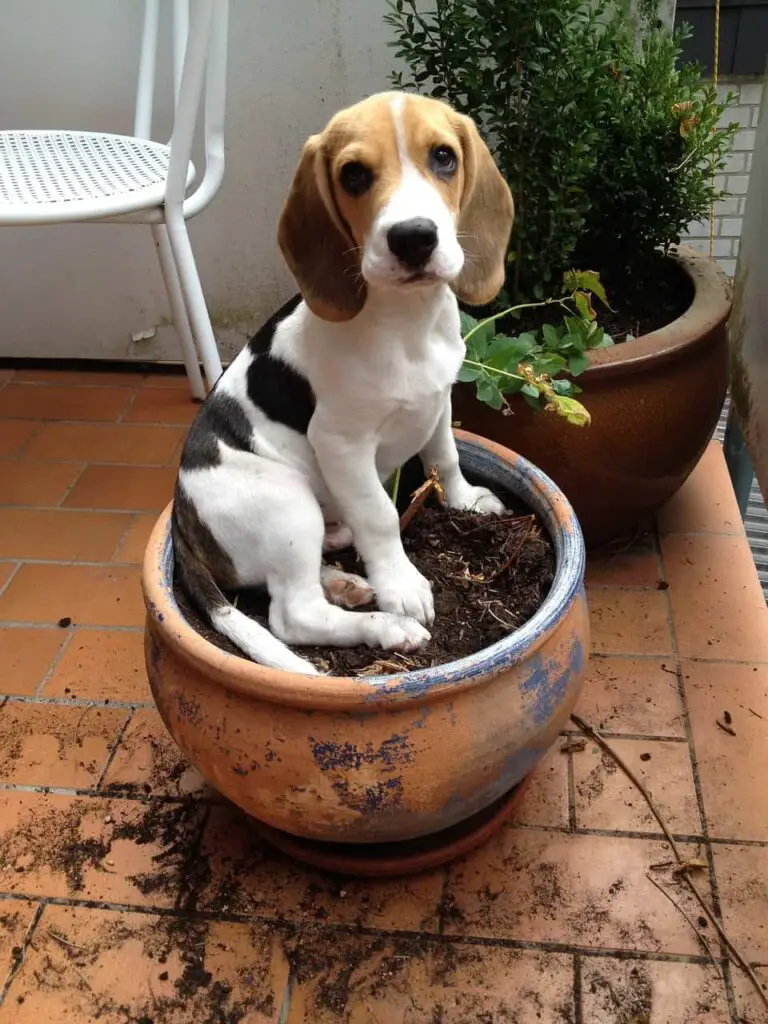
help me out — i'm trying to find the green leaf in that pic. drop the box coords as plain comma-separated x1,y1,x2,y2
568,352,590,376
541,323,564,350
531,352,567,375
573,290,595,321
457,364,481,383
546,394,591,427
584,326,606,350
477,378,504,410
484,336,536,370
459,311,478,336
499,376,525,396
521,382,541,399
552,378,576,396
563,269,611,309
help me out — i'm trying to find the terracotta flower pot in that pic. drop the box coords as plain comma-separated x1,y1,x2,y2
452,249,732,548
142,431,589,845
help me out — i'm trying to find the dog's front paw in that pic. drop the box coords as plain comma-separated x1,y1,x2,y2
446,483,506,515
363,613,431,654
371,562,434,626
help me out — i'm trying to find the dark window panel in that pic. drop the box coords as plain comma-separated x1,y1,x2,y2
675,1,768,76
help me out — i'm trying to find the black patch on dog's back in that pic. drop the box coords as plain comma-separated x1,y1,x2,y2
180,389,254,471
246,294,316,435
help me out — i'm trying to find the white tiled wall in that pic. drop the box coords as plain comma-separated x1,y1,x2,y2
682,79,764,276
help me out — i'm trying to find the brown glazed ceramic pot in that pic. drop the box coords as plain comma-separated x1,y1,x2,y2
452,249,732,547
142,432,589,845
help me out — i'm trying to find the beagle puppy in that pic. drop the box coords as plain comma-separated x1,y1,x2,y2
172,91,514,675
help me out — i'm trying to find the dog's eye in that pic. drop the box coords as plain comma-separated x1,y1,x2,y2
430,145,457,176
339,161,374,197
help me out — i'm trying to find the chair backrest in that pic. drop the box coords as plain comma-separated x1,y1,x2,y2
134,0,229,215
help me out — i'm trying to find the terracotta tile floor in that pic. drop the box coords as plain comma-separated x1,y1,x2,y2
0,367,767,1023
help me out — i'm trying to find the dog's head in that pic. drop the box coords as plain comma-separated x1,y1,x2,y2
277,92,514,322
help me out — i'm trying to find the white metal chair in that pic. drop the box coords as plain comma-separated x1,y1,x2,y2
0,0,229,399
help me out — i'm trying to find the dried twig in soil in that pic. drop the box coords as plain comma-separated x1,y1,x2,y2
571,713,768,1011
485,518,537,583
399,466,445,533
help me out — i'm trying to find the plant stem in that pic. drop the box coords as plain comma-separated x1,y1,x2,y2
462,358,525,383
390,464,402,506
462,298,568,345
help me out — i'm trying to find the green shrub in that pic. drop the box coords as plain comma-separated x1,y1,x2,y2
385,0,737,298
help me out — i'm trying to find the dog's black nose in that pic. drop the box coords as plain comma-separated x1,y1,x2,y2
387,218,439,268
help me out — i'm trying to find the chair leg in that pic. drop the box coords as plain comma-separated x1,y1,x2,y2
165,213,224,390
151,224,206,400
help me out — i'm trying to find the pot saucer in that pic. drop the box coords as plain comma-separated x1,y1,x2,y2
253,775,532,878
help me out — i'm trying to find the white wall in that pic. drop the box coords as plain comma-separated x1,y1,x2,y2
0,0,394,362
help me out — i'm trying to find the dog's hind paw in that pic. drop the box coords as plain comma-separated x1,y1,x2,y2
363,613,430,654
321,568,375,609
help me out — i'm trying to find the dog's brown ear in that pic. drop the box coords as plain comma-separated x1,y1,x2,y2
277,134,365,322
453,114,514,307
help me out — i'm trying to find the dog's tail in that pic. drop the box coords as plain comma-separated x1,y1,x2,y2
171,508,318,676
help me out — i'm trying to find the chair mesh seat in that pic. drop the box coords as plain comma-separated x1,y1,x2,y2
0,130,192,220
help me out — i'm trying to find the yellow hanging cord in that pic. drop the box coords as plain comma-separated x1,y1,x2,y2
709,0,722,258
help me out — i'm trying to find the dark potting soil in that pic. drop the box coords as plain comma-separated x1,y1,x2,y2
174,494,555,676
485,250,695,343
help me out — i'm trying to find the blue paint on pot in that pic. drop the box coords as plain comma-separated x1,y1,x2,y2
310,734,412,772
519,634,585,728
437,744,542,831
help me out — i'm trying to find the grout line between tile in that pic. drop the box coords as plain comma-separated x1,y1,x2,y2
590,651,768,668
0,892,732,966
55,462,88,508
560,729,688,743
656,542,738,1022
658,529,748,539
13,421,45,461
0,416,187,429
0,563,21,600
0,694,153,710
721,960,740,1022
0,378,145,390
0,506,152,518
115,387,141,425
566,750,577,831
0,457,182,470
0,901,45,1007
110,512,142,562
34,628,77,698
0,622,144,634
573,953,583,1024
584,583,671,592
95,710,135,790
0,555,149,568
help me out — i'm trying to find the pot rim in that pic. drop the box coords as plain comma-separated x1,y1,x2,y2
582,246,731,380
142,430,586,710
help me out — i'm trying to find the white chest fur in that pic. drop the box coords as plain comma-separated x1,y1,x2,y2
276,285,463,477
